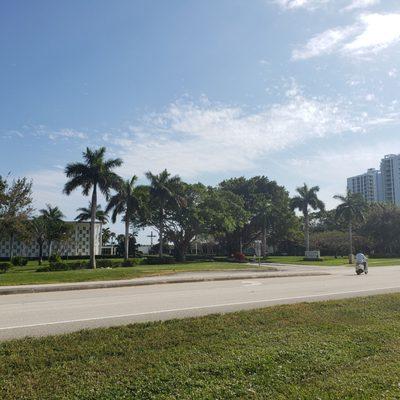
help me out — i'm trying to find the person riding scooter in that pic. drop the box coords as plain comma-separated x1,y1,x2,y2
355,252,368,275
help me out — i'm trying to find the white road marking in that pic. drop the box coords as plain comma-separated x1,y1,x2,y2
241,281,262,286
1,285,400,332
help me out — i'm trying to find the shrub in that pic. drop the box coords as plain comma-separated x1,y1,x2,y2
0,262,11,273
120,258,145,267
37,261,89,272
49,254,62,263
233,252,247,263
11,256,28,266
185,254,215,262
144,256,176,265
213,256,229,262
96,259,117,269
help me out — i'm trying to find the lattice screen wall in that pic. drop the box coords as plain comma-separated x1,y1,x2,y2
0,222,102,258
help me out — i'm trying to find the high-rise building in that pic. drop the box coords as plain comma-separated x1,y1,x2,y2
347,168,383,203
347,154,400,205
380,154,400,205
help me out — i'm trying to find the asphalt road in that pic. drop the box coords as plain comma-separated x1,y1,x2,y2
2,265,400,340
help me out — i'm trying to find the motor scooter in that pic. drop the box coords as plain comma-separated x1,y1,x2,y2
355,262,368,275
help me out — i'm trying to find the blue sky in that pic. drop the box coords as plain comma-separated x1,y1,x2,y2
1,0,400,241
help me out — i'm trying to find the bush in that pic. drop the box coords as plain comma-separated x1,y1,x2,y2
213,256,229,262
96,259,118,269
0,262,11,273
185,254,215,262
144,256,176,265
120,258,145,267
11,256,28,266
37,261,89,272
233,252,247,263
49,254,62,263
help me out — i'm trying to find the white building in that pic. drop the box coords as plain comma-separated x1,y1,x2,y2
347,154,400,205
380,154,400,205
0,221,102,258
347,168,383,203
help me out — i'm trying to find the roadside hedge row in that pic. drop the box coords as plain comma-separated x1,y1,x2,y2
0,262,11,273
35,256,177,272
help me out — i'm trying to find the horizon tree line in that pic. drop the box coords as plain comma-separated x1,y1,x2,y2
0,146,385,267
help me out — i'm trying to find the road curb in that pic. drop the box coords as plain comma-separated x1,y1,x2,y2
0,271,329,295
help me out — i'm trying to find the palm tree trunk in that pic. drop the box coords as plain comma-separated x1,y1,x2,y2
261,224,267,257
158,208,164,258
48,240,52,259
124,216,130,262
38,241,43,265
304,213,310,252
158,222,163,258
348,221,353,264
90,185,97,269
9,233,14,260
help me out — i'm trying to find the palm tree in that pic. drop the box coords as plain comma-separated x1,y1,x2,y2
334,191,368,264
75,203,109,224
106,176,147,261
64,147,122,268
40,204,65,259
145,170,182,258
291,184,325,252
102,227,112,246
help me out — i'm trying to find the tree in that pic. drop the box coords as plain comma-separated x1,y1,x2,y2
116,233,138,258
145,170,182,258
75,203,109,224
64,147,123,268
106,176,148,261
162,183,245,261
291,183,325,253
334,191,368,263
310,230,369,258
102,227,112,246
359,203,398,255
0,176,34,258
29,216,47,265
40,204,65,259
219,176,296,255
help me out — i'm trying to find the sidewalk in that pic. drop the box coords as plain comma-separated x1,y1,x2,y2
0,267,330,295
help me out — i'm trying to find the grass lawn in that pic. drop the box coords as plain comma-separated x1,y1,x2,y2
2,294,400,399
0,261,273,286
264,255,400,267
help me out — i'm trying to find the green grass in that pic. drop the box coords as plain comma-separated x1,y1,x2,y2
2,294,400,399
264,255,400,267
0,261,272,286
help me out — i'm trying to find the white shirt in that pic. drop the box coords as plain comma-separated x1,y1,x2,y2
356,253,366,263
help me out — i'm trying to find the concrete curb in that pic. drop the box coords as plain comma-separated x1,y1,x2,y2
0,271,329,296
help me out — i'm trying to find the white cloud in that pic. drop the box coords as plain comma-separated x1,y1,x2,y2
365,93,375,101
274,0,330,10
48,129,88,140
292,26,356,60
388,68,398,78
100,90,374,179
343,0,379,12
344,13,400,55
293,13,400,60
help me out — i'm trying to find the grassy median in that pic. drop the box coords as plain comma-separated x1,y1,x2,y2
0,262,273,286
2,294,400,399
264,255,400,267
